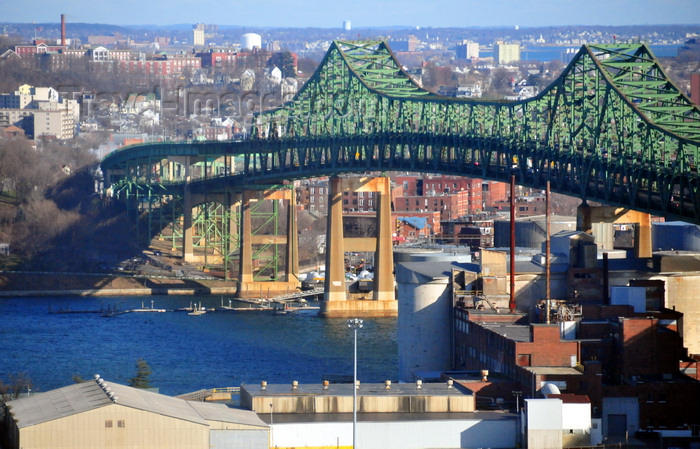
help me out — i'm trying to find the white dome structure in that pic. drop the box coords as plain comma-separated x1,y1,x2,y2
241,33,262,51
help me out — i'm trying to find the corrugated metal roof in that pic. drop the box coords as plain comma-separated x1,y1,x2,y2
188,401,268,428
6,378,262,428
6,380,112,428
106,381,208,425
243,382,471,398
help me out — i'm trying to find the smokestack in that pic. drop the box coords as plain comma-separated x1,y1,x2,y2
61,14,66,46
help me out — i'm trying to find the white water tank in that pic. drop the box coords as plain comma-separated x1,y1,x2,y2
241,33,262,51
396,263,453,382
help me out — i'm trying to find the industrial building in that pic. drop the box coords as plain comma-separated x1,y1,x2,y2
3,376,268,449
395,213,700,446
240,381,517,449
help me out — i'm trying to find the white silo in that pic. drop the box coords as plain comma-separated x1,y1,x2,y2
241,33,262,51
396,261,456,382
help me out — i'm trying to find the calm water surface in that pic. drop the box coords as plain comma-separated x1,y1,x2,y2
0,295,397,396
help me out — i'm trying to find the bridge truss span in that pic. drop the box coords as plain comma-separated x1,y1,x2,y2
102,40,700,226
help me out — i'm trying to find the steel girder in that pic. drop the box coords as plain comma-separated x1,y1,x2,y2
102,41,700,224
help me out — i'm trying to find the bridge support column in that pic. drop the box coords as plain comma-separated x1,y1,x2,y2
576,204,652,258
286,190,300,283
182,186,194,262
238,191,254,288
374,177,395,302
181,157,195,262
225,191,241,281
324,177,347,302
321,176,398,318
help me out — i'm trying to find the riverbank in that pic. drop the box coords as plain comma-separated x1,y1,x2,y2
0,272,239,297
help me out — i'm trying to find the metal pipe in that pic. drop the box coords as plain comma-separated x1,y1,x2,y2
509,175,516,313
348,318,363,448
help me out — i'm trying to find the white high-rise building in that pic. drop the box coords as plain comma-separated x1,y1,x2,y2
494,41,521,65
192,24,205,47
343,20,351,31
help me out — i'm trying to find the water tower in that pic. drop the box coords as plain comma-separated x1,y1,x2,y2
241,33,262,51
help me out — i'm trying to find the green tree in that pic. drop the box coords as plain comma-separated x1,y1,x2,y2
128,358,152,388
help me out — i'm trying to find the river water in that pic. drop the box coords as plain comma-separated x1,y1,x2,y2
0,295,397,396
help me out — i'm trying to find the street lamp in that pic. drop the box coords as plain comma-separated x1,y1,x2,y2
512,390,522,412
269,403,273,447
348,318,363,449
513,390,522,446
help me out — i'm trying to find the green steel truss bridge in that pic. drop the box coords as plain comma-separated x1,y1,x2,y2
103,40,700,226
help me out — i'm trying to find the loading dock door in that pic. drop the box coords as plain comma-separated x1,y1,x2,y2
608,414,627,437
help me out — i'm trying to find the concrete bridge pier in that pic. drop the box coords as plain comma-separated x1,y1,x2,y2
321,176,398,318
182,158,195,262
577,203,652,258
225,191,242,281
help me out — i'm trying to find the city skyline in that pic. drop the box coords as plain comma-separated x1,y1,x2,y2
3,0,700,29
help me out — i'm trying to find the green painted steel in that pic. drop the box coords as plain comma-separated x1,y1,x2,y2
102,41,700,233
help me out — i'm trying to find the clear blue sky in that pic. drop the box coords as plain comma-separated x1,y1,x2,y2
3,0,700,28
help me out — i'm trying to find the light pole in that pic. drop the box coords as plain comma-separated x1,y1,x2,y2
269,403,273,447
513,390,522,446
348,318,363,449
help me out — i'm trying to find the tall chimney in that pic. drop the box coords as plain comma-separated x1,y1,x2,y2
61,14,66,46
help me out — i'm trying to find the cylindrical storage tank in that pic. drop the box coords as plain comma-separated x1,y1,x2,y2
241,33,262,51
653,221,700,251
408,252,471,263
393,247,442,264
540,382,561,397
396,263,452,382
494,216,576,249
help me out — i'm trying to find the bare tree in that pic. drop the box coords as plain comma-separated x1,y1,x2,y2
0,373,33,403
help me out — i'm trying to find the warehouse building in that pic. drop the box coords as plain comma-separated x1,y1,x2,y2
241,380,516,449
3,375,268,449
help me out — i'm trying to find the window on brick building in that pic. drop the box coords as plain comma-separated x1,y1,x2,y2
517,354,531,366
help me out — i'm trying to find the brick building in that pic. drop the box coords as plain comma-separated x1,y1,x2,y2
14,40,67,56
295,178,329,213
393,212,441,244
454,301,700,435
118,54,201,78
482,180,508,208
691,73,700,105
